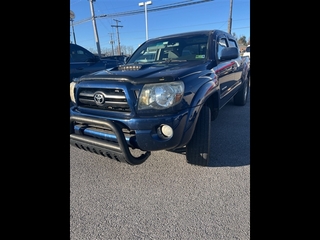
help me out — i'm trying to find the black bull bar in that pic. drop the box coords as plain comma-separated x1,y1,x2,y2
70,115,151,165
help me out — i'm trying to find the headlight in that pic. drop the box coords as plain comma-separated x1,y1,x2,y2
70,81,77,103
138,81,184,110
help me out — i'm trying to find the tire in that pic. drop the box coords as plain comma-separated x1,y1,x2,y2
234,79,249,106
186,105,211,166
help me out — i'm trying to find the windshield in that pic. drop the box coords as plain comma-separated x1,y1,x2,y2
128,34,209,64
245,46,250,52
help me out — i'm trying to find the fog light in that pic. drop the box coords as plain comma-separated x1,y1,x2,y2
157,124,173,139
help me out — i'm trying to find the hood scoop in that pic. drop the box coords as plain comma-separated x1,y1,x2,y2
118,64,142,71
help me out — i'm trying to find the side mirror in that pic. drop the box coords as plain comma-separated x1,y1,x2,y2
86,55,100,62
219,47,239,61
94,55,100,62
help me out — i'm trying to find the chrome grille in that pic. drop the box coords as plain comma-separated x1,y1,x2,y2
78,88,130,112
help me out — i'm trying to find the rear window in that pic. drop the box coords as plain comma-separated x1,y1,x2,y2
245,46,250,52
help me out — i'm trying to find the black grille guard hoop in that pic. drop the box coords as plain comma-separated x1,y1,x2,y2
70,115,151,165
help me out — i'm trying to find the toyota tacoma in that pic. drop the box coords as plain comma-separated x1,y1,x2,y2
70,30,250,166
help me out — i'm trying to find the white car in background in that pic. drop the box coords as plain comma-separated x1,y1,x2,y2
243,45,250,58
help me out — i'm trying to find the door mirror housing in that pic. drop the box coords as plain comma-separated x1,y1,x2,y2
219,47,239,61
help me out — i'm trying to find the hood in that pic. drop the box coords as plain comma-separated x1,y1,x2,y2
79,61,211,84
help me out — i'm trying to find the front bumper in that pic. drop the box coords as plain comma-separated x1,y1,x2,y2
70,107,193,164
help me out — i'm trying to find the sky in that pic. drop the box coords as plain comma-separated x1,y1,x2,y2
70,0,250,54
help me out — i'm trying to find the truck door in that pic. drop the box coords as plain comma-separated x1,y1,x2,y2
214,35,241,106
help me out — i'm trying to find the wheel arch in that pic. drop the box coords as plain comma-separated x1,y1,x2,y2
205,90,220,121
177,82,219,147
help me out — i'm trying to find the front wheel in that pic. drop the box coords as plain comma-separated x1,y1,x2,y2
186,105,211,166
234,79,249,106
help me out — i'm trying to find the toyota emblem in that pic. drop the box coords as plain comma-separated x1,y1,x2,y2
93,92,105,106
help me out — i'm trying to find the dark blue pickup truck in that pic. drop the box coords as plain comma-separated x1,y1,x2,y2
70,30,250,166
70,43,120,82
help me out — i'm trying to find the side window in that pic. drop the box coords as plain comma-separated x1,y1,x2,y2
228,39,240,56
217,38,228,60
228,39,238,48
70,45,94,62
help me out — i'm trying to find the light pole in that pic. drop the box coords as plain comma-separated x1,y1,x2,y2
111,19,123,55
228,0,233,34
109,33,115,55
70,10,76,44
139,1,152,40
70,19,77,44
89,0,102,57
